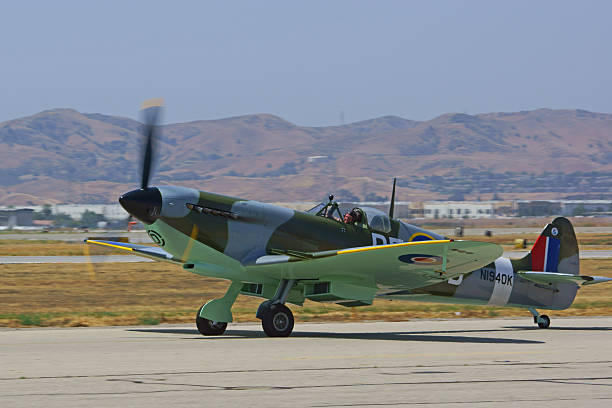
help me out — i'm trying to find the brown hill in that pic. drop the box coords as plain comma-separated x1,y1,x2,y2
1,108,611,205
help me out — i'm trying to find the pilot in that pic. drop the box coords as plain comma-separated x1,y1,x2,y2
344,208,363,225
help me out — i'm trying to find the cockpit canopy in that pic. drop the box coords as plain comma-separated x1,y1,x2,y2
360,206,391,233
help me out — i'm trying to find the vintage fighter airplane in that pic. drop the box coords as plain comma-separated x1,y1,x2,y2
87,100,612,337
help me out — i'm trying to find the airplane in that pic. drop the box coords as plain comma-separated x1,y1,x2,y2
87,100,612,337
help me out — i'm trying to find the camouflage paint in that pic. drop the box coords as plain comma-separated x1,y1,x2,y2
125,186,588,315
380,217,580,310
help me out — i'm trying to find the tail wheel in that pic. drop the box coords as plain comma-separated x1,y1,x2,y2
262,304,294,337
537,314,551,329
196,306,227,336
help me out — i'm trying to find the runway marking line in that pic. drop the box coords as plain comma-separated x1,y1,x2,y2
284,350,554,361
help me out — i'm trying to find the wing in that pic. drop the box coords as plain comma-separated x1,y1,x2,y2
244,240,502,307
260,239,502,282
85,239,181,264
518,271,612,286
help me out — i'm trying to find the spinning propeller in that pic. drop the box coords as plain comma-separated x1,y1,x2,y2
117,99,164,224
83,99,166,280
140,98,164,189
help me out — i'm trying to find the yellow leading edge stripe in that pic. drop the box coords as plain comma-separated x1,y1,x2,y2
87,238,451,257
86,240,133,251
337,239,451,255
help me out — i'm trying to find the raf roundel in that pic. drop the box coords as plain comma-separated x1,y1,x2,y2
398,254,443,265
147,230,165,246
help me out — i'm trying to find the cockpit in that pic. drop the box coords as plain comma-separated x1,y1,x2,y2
307,194,446,243
307,196,392,234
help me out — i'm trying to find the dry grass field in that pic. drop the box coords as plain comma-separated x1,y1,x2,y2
1,259,611,328
1,236,612,328
462,233,612,251
0,240,127,256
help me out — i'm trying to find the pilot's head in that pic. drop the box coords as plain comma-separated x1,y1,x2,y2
344,209,362,224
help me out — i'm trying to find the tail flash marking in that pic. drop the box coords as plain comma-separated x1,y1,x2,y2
531,235,561,272
545,237,561,272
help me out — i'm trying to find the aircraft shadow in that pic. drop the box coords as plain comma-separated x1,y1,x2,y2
128,328,543,344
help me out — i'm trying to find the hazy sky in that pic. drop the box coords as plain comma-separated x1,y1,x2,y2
1,1,611,126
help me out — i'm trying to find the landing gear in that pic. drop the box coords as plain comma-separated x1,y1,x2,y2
536,314,550,329
261,303,294,337
528,308,551,329
257,279,296,337
196,306,227,335
195,281,241,336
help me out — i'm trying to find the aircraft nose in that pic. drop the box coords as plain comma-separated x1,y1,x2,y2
119,187,162,225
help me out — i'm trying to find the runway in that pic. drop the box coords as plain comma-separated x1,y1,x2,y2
2,250,612,264
0,231,150,242
2,318,612,407
0,255,154,263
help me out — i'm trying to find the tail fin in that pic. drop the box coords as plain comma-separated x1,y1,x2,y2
513,217,579,275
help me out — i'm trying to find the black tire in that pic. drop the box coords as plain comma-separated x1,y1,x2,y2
261,304,294,337
196,306,227,336
537,314,551,329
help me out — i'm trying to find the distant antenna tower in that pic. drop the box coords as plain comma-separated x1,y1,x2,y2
340,110,345,125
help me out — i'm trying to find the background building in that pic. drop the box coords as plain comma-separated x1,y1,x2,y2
0,209,34,228
423,202,495,219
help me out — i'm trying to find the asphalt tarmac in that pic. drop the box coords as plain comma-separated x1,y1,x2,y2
0,255,154,263
0,231,151,242
2,318,612,407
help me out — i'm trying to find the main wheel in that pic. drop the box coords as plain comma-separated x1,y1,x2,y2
537,314,550,329
196,306,227,336
261,304,294,337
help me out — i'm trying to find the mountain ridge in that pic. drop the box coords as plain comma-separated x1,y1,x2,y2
1,108,611,205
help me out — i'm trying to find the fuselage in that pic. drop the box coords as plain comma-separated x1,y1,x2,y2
120,185,578,311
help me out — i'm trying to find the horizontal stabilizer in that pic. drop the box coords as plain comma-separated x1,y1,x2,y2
518,270,612,286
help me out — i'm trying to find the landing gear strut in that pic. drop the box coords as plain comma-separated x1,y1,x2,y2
257,279,295,337
528,308,550,329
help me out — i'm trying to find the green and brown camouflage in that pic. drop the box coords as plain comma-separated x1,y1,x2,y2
382,217,584,311
146,187,445,260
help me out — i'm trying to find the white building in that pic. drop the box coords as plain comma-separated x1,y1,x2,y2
0,204,128,221
423,201,494,219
